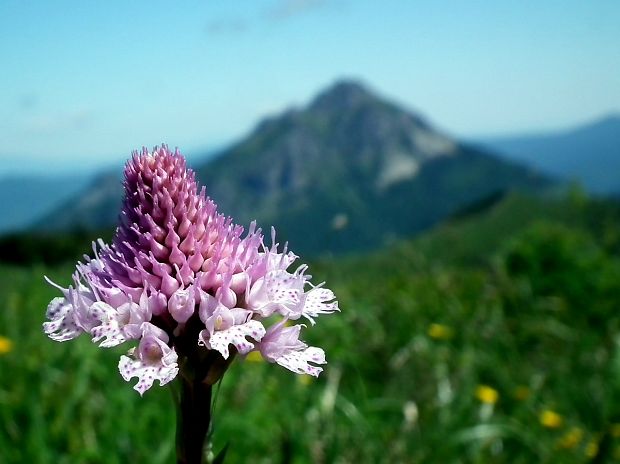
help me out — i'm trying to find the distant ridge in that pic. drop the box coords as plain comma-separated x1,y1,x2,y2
35,79,550,255
0,174,91,234
480,114,620,194
35,170,122,232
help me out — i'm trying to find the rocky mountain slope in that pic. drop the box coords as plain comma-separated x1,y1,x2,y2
36,80,550,255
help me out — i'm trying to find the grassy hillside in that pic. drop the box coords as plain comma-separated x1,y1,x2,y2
1,192,620,463
407,189,619,265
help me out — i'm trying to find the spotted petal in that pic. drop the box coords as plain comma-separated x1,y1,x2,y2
89,301,148,348
118,323,179,395
275,346,326,377
119,354,179,395
297,286,339,325
247,270,303,317
199,320,265,359
43,297,83,342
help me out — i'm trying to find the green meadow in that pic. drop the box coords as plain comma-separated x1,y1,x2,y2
2,192,620,463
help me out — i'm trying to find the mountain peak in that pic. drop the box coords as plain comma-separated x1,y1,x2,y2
35,79,549,255
310,79,374,111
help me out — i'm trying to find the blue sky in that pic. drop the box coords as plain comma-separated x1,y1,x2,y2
1,0,619,175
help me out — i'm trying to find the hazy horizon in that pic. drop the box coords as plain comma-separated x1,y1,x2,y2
1,103,617,179
1,1,619,177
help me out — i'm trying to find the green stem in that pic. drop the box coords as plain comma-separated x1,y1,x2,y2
173,313,236,463
176,375,212,464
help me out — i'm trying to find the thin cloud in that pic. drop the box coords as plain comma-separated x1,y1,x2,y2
18,94,38,111
24,109,95,134
267,0,328,20
206,18,248,36
205,0,339,34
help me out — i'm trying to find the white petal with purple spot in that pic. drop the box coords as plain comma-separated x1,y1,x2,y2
299,286,339,324
275,346,326,377
43,297,83,342
200,320,265,359
119,354,179,395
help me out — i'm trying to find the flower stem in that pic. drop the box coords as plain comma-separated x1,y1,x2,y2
176,376,212,464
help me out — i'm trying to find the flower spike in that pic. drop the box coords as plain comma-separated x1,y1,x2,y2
43,145,339,394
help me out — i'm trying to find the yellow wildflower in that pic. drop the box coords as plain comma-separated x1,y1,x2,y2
0,336,13,355
611,423,620,438
475,385,499,405
540,410,563,428
557,427,583,449
427,323,453,340
585,439,599,458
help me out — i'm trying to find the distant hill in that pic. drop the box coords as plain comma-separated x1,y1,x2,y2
407,190,620,266
34,170,122,231
0,174,91,234
35,80,549,255
331,190,620,283
480,114,620,194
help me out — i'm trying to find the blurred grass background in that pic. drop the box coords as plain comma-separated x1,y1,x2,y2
2,191,620,463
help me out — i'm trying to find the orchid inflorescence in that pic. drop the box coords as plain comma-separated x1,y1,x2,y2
43,146,338,395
